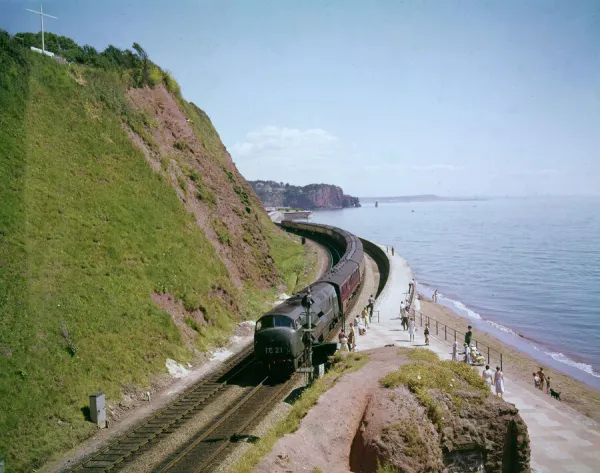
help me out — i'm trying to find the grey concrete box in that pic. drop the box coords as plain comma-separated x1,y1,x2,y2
89,392,106,428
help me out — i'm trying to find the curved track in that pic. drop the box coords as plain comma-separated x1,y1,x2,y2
68,227,363,473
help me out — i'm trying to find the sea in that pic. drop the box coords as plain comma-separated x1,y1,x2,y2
310,196,600,389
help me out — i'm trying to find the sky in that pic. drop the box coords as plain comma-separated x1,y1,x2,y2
3,0,599,197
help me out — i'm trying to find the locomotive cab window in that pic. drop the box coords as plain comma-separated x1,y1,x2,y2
256,315,294,331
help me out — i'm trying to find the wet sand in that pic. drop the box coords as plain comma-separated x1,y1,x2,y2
417,295,600,425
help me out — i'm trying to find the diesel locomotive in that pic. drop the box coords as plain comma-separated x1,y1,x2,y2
254,222,364,373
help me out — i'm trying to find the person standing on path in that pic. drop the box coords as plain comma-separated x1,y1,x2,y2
465,326,473,346
452,340,459,361
361,307,370,329
401,308,409,331
347,323,356,352
338,330,349,352
408,318,415,343
424,324,430,345
482,364,494,386
367,294,375,319
392,247,395,256
494,367,505,398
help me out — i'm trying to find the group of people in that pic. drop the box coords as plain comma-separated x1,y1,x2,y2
533,367,552,394
338,294,376,352
481,364,505,398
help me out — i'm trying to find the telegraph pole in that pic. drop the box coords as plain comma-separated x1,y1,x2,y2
301,288,314,385
26,4,58,54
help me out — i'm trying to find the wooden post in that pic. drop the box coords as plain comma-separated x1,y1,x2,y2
487,347,490,364
436,320,439,336
445,325,447,341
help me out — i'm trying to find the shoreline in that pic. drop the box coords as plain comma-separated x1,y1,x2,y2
416,293,600,425
417,283,600,388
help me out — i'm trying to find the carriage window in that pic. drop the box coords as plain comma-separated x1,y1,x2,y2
257,315,294,330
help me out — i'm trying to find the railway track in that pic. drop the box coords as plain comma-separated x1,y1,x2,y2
68,346,255,472
68,233,348,473
153,376,295,473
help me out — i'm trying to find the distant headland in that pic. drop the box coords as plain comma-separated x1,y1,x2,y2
249,180,361,210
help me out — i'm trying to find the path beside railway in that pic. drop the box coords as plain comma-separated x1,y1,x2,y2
354,246,600,473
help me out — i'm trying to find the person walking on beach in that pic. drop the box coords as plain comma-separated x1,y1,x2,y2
408,318,415,343
424,324,430,345
546,376,552,394
392,246,395,256
433,290,438,303
482,365,494,387
465,326,473,346
537,367,546,391
452,340,459,361
494,366,505,398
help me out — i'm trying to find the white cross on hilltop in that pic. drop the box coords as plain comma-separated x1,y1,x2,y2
26,4,58,55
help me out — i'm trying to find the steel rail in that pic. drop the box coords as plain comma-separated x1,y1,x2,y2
68,346,255,472
154,376,295,472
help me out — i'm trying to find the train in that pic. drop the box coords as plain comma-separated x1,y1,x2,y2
254,221,365,373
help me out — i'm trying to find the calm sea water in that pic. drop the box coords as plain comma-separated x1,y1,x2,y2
311,196,600,388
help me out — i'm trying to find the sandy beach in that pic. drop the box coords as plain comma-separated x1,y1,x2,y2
416,294,600,425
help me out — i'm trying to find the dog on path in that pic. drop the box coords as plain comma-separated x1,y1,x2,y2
550,388,561,401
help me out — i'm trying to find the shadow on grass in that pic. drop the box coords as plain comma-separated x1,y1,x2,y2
80,405,91,422
284,386,307,404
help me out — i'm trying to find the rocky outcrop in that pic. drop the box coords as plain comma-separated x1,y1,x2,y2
249,180,361,209
255,347,530,473
354,356,531,473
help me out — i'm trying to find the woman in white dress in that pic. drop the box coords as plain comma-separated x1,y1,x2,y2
494,366,505,398
481,364,494,387
408,318,415,342
452,340,459,361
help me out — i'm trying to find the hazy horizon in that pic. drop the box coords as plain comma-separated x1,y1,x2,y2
3,1,599,197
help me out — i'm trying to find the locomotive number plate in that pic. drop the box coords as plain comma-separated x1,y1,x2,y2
265,347,284,354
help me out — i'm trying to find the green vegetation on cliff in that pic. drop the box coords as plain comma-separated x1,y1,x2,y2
0,32,312,472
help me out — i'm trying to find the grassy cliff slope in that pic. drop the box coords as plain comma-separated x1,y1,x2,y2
0,34,313,472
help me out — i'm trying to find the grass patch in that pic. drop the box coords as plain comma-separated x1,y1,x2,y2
377,462,401,473
184,316,201,333
264,228,318,292
195,176,217,205
383,418,429,462
407,348,439,363
228,353,368,473
380,359,489,432
173,140,189,151
212,218,231,246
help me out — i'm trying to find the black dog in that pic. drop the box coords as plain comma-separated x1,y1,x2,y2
550,388,561,401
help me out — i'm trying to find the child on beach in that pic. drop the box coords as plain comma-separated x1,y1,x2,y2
546,376,551,394
424,324,430,345
533,372,541,389
452,340,459,361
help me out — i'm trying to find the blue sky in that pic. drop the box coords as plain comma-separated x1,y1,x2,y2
3,0,599,197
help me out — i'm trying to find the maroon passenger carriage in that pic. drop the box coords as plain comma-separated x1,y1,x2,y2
254,221,365,373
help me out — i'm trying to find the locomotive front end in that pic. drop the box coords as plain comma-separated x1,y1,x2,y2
254,314,301,373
